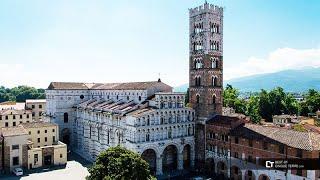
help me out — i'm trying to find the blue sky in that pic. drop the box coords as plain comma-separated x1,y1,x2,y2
0,0,319,88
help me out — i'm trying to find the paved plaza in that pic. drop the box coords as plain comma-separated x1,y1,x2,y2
2,153,90,180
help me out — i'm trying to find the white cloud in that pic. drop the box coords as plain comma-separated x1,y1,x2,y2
225,47,320,80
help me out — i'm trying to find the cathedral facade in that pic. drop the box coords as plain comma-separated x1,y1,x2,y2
45,81,195,175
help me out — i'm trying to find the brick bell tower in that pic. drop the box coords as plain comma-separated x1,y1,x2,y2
189,2,223,169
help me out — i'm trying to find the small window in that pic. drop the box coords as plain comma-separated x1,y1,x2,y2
80,95,84,99
138,96,141,101
37,138,40,143
249,139,253,147
279,145,285,154
235,137,239,144
13,122,16,126
296,169,302,176
12,157,19,166
196,95,200,104
5,122,8,127
45,130,47,133
29,131,31,135
39,105,42,109
32,112,35,117
37,130,40,134
296,149,303,158
64,113,68,123
27,114,29,118
52,129,55,132
234,152,239,158
45,137,47,142
263,142,268,150
60,154,63,158
0,116,2,120
32,105,35,109
12,145,19,150
5,116,8,120
20,115,22,119
13,115,16,119
53,136,55,142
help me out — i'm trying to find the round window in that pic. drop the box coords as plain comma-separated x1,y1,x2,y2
80,95,84,99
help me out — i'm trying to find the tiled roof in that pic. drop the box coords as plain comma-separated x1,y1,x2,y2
47,81,172,91
232,123,320,151
0,109,31,115
0,102,26,110
48,82,91,90
26,99,46,103
1,126,28,137
20,122,57,129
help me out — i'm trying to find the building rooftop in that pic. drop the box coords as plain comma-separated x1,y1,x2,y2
48,81,172,91
26,99,46,103
0,102,26,110
1,126,28,137
232,123,320,151
0,109,31,115
20,122,57,129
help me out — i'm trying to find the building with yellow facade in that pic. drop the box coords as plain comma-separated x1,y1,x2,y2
0,122,67,172
25,99,46,121
0,109,33,128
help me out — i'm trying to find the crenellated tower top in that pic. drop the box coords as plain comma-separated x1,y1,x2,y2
189,2,223,17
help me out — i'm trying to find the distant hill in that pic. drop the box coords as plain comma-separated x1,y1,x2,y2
174,67,320,93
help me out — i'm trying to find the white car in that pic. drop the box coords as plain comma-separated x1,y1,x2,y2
12,167,23,176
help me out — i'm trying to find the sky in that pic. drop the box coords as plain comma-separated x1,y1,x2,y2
0,0,319,88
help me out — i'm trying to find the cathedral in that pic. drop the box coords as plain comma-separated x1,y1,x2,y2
45,2,223,177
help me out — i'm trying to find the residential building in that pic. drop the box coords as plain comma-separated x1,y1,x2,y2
0,122,67,172
0,109,32,128
21,122,58,148
25,99,46,121
205,115,320,180
273,115,315,126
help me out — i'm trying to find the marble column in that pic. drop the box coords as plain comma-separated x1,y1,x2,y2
178,153,184,170
156,156,163,175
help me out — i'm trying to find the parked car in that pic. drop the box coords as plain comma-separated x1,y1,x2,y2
12,167,23,176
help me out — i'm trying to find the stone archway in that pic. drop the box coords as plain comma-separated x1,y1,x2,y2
231,166,242,180
141,149,157,175
258,174,270,180
205,158,215,177
245,170,255,180
162,145,178,173
183,144,191,169
217,161,227,178
62,128,70,146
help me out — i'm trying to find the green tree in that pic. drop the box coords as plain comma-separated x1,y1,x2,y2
223,84,240,109
87,146,154,180
246,96,261,123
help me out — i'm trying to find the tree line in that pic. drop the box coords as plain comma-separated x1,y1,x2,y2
223,84,320,123
0,86,45,103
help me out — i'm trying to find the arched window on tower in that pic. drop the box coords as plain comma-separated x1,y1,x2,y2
212,95,216,104
211,58,217,68
196,95,200,104
212,76,217,86
64,113,68,123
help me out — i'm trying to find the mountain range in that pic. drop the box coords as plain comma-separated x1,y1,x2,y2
174,67,320,92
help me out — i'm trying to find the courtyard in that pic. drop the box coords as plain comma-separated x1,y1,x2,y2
1,153,90,180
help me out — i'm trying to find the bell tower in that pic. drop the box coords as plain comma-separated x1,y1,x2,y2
189,2,223,168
